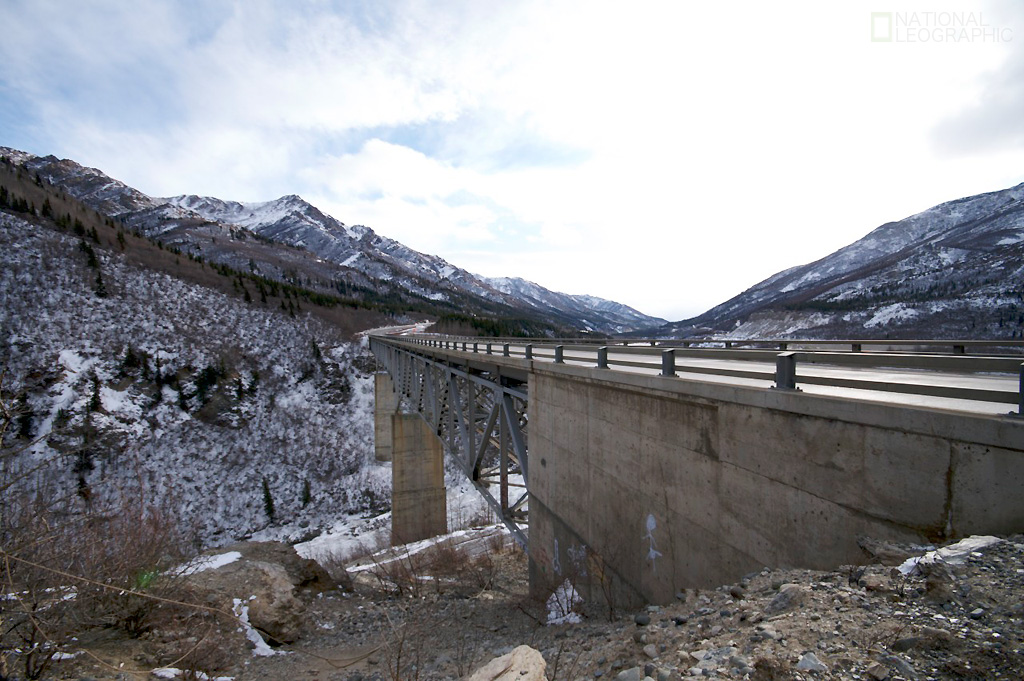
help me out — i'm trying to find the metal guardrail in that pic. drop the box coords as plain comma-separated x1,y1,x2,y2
384,335,1024,415
405,333,1024,355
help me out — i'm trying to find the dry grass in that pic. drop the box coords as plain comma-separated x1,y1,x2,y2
0,378,224,679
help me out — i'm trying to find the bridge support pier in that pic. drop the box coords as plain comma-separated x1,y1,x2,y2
391,413,448,546
374,373,400,462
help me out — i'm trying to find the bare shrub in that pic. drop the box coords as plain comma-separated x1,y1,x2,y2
0,379,204,679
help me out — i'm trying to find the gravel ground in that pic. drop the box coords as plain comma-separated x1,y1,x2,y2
40,534,1024,680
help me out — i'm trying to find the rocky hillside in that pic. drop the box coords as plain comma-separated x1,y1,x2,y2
0,146,665,335
655,181,1024,340
0,202,389,546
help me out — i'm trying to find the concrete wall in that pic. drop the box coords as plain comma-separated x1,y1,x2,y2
527,363,1024,606
374,373,399,462
391,413,448,546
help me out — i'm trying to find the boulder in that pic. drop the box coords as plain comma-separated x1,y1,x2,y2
244,561,304,644
221,540,341,591
467,645,547,681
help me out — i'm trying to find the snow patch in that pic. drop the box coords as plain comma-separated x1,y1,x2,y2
176,551,242,576
232,598,288,657
864,303,919,328
898,536,1002,576
546,579,583,625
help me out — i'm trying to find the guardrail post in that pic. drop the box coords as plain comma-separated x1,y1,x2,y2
486,343,492,355
1018,363,1023,416
472,342,478,353
954,344,965,354
554,345,564,363
525,344,533,360
852,343,862,353
462,342,468,351
503,343,510,357
661,349,676,377
775,352,798,390
778,342,788,351
597,346,608,369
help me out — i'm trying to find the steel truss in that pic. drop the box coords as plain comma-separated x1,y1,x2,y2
371,339,530,546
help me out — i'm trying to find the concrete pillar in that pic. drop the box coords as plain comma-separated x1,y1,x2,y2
391,413,448,546
374,373,400,462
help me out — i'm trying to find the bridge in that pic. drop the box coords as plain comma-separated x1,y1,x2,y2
369,334,1024,606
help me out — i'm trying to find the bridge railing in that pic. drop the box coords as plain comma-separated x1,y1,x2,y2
381,335,1024,414
404,334,1024,356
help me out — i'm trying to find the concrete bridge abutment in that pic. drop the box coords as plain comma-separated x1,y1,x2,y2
527,363,1024,607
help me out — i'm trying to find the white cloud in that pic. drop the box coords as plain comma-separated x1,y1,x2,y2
2,0,1023,321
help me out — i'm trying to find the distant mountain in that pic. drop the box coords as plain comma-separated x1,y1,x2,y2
655,181,1024,339
0,147,665,334
484,276,662,334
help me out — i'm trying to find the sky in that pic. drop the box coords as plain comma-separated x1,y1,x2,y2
2,1,1023,321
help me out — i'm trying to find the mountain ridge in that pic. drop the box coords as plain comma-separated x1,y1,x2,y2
0,146,666,335
654,180,1024,340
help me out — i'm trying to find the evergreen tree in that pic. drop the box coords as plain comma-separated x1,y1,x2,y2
88,373,102,412
262,477,276,522
94,271,108,298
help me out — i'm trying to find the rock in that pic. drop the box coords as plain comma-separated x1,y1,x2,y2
614,667,644,681
766,584,808,614
860,574,889,592
184,552,306,645
753,624,780,641
643,643,658,659
635,614,651,626
466,645,547,681
880,654,917,680
245,561,305,644
891,636,920,652
221,540,342,591
866,661,890,679
922,563,956,605
796,652,827,672
729,584,746,599
693,646,738,671
918,625,953,643
858,537,925,566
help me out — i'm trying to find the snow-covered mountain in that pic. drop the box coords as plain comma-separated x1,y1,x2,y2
1,147,665,334
656,181,1024,339
485,276,663,334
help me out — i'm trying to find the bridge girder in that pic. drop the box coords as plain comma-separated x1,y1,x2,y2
371,338,530,546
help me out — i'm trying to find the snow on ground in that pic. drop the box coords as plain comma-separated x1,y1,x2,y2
0,212,385,545
176,551,243,576
864,302,919,328
546,579,583,625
